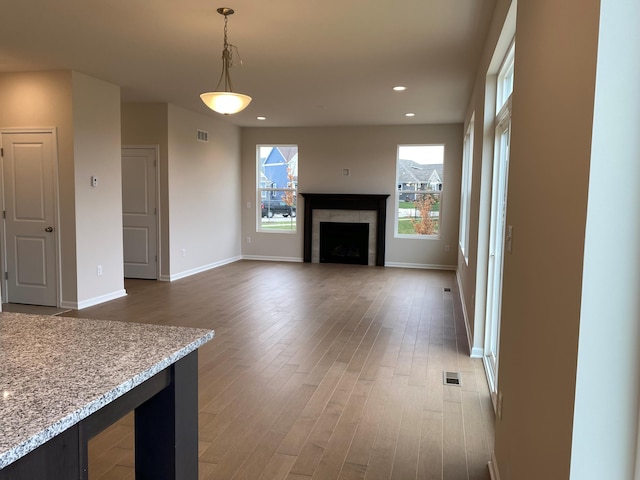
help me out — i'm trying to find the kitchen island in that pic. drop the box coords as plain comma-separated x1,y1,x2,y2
0,312,214,479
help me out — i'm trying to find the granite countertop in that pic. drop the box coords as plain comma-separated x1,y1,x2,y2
0,312,214,469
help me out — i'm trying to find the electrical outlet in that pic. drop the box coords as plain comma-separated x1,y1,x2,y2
444,244,450,252
246,236,251,244
181,249,186,257
97,265,103,276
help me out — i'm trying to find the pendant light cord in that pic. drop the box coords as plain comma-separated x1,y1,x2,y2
215,12,233,92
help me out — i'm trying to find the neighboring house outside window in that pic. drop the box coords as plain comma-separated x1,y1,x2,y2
257,145,298,232
395,145,445,238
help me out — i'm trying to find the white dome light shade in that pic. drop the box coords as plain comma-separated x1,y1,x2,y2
200,92,252,115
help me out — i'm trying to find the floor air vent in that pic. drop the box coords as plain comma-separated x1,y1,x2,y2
443,371,462,387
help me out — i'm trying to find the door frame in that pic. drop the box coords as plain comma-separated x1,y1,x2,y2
121,145,161,280
0,127,61,307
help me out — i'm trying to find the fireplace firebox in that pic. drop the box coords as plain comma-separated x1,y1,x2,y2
320,222,370,265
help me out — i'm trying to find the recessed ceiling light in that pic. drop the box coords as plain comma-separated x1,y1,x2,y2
405,113,415,117
256,116,266,120
393,86,407,91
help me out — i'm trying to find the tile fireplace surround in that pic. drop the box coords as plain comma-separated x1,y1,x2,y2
300,193,390,267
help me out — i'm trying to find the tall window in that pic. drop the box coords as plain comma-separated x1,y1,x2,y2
395,145,445,238
459,114,475,263
257,145,298,232
496,42,515,112
484,40,515,393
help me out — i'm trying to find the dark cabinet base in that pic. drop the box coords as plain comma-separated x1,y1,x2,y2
0,351,199,480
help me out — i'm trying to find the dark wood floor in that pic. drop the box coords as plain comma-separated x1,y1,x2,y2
63,260,494,479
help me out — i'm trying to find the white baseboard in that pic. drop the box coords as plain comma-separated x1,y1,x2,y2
242,255,303,263
470,345,484,357
61,289,127,310
165,256,243,282
483,355,498,406
456,271,483,358
488,451,501,480
385,262,456,270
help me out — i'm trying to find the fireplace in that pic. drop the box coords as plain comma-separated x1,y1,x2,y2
320,222,370,265
300,193,390,266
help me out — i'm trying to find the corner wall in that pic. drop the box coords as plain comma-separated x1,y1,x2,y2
122,103,242,281
167,104,242,279
121,103,170,278
493,0,600,478
72,72,125,307
570,0,640,477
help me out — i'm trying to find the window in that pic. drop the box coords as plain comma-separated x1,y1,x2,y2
459,114,475,263
395,145,445,238
484,40,515,393
496,42,515,112
257,145,298,232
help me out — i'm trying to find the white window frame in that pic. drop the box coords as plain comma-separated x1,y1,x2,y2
257,145,298,233
459,113,475,263
496,42,515,112
395,144,445,240
484,40,515,395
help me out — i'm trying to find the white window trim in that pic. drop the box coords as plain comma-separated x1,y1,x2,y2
484,38,515,397
394,144,445,240
257,145,298,234
459,114,475,264
496,41,516,112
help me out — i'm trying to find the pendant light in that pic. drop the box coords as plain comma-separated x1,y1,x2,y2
200,7,252,115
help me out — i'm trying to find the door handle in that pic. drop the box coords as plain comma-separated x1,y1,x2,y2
45,226,54,232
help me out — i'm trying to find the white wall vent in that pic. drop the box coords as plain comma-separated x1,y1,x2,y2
197,129,209,142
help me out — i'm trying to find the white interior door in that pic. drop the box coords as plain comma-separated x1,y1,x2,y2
122,147,157,279
1,131,58,306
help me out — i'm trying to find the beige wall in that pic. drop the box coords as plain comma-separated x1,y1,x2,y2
457,0,640,477
72,72,125,307
494,0,599,477
0,71,78,305
167,104,242,278
458,0,640,477
121,103,242,281
121,103,170,278
241,125,462,267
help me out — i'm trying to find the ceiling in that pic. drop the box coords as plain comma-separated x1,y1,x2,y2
0,0,497,128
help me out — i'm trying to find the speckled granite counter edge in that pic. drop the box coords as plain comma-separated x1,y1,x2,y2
0,329,214,469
